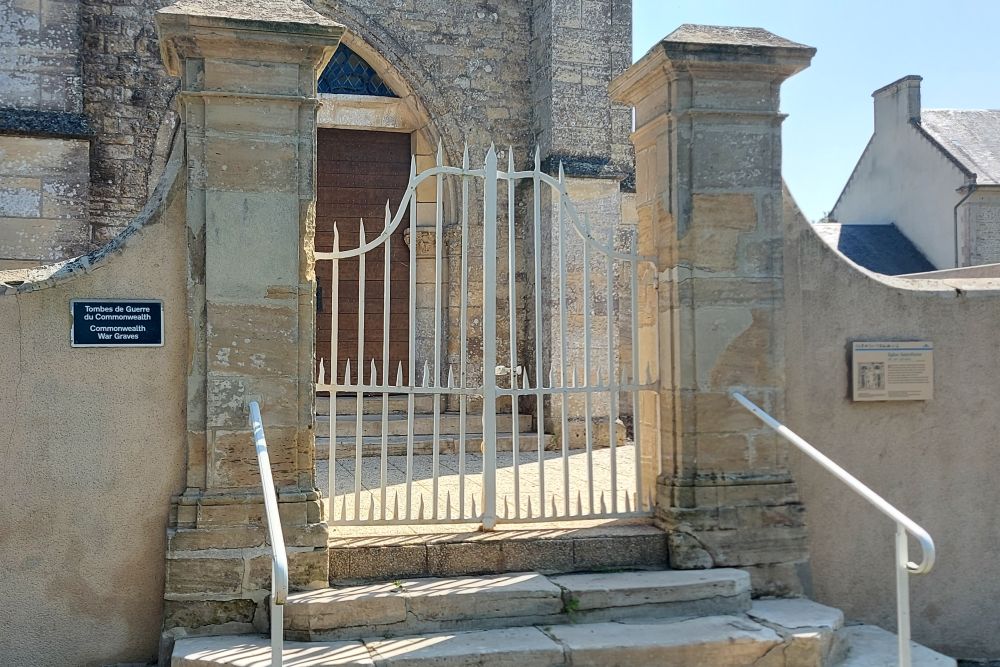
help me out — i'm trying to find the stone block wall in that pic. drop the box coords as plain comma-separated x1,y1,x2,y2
0,135,89,267
80,0,179,244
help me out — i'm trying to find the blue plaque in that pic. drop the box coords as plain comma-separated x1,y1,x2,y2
71,299,164,347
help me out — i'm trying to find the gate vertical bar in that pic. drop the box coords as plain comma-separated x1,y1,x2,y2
481,145,499,530
605,229,618,512
380,205,392,519
432,142,445,519
582,214,595,513
405,157,417,520
459,145,470,520
557,164,570,517
531,147,546,519
354,221,367,520
507,148,521,518
328,227,340,520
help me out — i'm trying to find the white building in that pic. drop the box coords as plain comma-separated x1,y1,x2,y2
827,75,1000,272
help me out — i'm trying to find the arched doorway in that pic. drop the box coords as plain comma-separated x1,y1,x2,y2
314,42,440,385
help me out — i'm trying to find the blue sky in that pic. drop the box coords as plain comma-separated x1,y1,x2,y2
632,1,1000,221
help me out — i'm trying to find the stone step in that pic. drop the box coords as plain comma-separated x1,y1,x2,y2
285,569,750,641
317,432,554,459
327,520,668,583
172,600,955,666
317,395,434,415
835,624,956,666
317,412,533,437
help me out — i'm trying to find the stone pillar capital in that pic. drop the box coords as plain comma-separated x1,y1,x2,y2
155,0,345,83
612,24,814,124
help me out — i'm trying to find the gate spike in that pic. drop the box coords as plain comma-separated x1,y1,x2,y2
576,491,583,516
344,359,352,386
471,496,477,518
368,493,375,522
645,361,653,384
318,359,326,385
526,497,533,519
534,145,541,171
418,494,425,521
508,146,514,173
648,491,655,512
447,365,455,388
522,371,531,391
359,218,366,245
462,143,470,169
370,359,378,386
339,494,347,521
548,368,555,390
558,160,565,184
620,365,628,386
446,491,452,519
421,360,430,388
551,496,558,518
436,139,444,166
570,366,578,388
393,490,399,520
396,362,404,387
332,222,340,250
504,495,510,519
410,155,417,179
600,492,607,514
597,365,605,387
625,492,632,513
633,491,639,512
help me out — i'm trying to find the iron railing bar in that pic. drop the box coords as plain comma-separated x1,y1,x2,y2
729,390,935,667
248,401,288,667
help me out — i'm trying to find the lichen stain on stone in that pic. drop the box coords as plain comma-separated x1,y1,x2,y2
215,347,230,365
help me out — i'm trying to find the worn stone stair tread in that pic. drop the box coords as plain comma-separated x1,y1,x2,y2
836,625,956,666
749,597,845,631
171,635,373,666
286,572,565,637
365,626,562,666
551,568,750,610
545,615,784,666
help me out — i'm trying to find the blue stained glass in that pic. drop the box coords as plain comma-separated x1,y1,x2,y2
318,44,397,97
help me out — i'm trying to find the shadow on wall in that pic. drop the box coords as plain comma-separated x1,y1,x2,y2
783,184,1000,661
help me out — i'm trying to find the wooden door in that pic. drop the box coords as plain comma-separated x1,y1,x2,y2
316,129,411,386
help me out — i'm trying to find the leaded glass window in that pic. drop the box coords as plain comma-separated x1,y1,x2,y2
318,44,397,97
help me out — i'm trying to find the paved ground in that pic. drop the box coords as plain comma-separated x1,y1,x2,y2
317,444,642,524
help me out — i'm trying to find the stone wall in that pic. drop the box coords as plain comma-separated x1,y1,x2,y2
785,189,1000,660
81,0,179,244
0,135,90,267
0,135,187,667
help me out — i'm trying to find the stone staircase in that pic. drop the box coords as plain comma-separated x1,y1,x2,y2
316,396,551,458
172,564,955,665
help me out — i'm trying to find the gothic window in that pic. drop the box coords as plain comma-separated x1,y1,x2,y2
318,44,397,97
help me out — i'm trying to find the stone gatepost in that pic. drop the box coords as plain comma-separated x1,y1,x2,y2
154,0,344,643
610,25,815,595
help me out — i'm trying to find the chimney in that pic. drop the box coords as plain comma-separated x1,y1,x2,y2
873,75,922,134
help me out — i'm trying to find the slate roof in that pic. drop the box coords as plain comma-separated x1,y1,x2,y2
920,109,1000,186
813,223,936,275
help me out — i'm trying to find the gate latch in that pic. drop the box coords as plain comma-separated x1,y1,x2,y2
495,365,523,376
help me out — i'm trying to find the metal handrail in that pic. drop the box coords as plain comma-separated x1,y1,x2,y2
730,391,935,667
249,401,288,667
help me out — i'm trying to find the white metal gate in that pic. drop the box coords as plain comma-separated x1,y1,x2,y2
315,144,655,528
